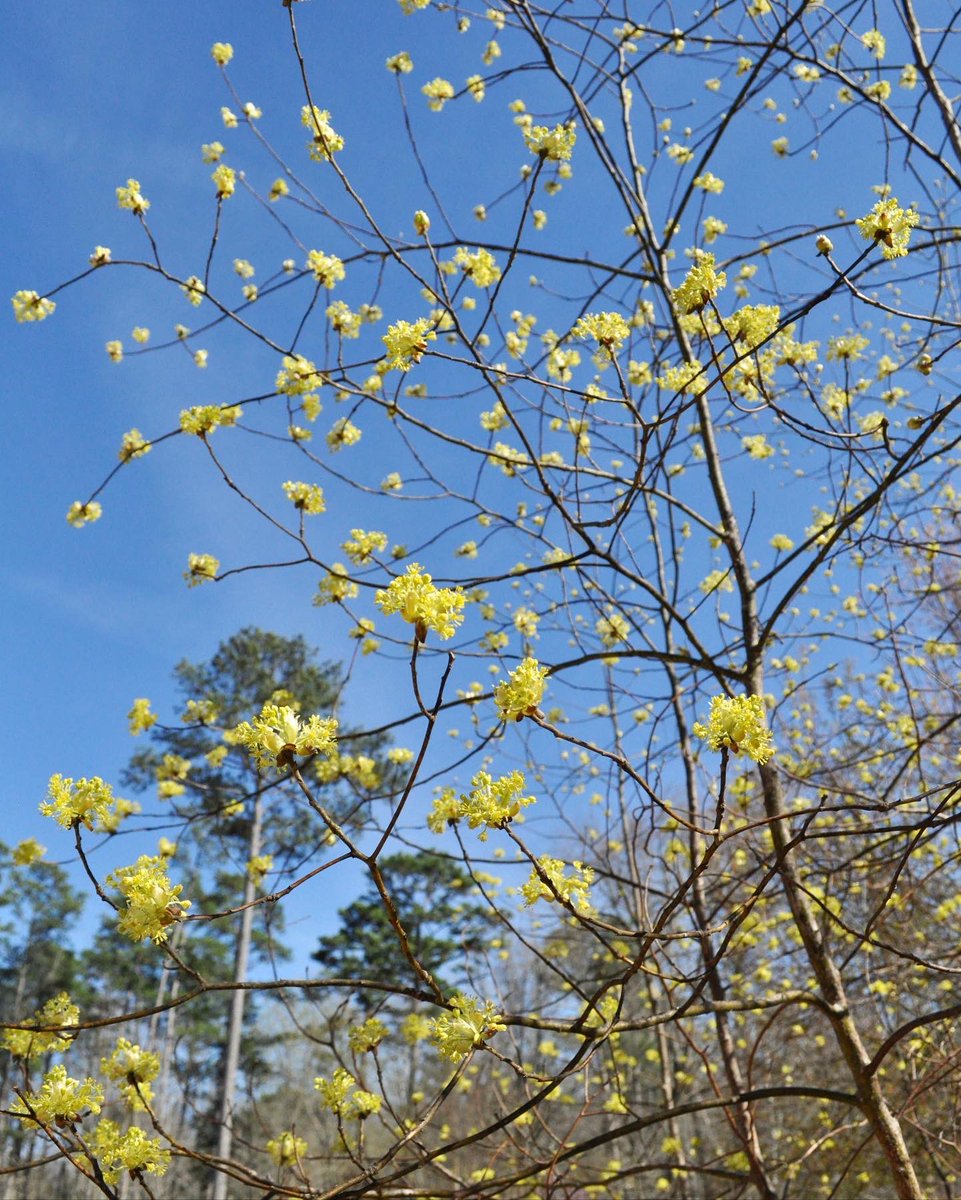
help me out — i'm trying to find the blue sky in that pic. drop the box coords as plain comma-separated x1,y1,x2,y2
4,3,936,966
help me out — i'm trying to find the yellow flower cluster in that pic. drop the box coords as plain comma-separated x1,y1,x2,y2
454,246,502,287
343,529,388,564
314,1068,382,1117
524,123,577,161
429,995,505,1062
210,41,233,66
184,553,220,586
180,275,204,306
572,311,630,351
276,353,325,395
596,613,630,647
12,1065,103,1128
855,196,919,259
11,289,55,322
383,318,437,370
266,1131,308,1168
427,769,535,838
106,855,190,943
305,249,345,288
282,481,326,514
693,693,775,762
314,563,358,606
1,993,79,1059
375,563,467,642
327,417,362,450
386,50,414,73
301,105,344,160
522,855,595,912
116,178,150,214
493,657,548,722
66,500,102,528
101,1038,160,1110
11,838,46,866
212,163,236,198
247,854,274,887
180,404,242,435
672,252,727,314
89,1120,170,1185
724,304,780,349
118,428,150,462
347,1016,389,1053
41,774,116,830
422,77,455,111
233,702,338,773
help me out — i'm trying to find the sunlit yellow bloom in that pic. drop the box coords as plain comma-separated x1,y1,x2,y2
855,196,919,259
376,562,467,642
282,481,326,514
12,1065,102,1128
693,693,775,762
41,774,115,830
266,1131,308,1168
66,500,102,528
524,123,576,161
429,995,504,1062
210,42,234,65
494,657,548,722
522,856,594,912
301,105,344,160
383,317,437,370
116,179,150,214
106,855,190,943
1,993,78,1058
233,703,338,773
184,553,219,586
212,164,236,198
11,838,46,868
11,289,55,322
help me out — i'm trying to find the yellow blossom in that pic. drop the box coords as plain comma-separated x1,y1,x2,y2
118,429,150,462
266,1131,308,1168
693,694,775,762
233,703,338,773
181,275,205,306
422,78,455,111
494,657,548,722
1,993,78,1059
212,164,236,198
101,1038,160,1110
429,995,505,1062
305,249,345,288
282,481,326,514
855,197,919,259
522,856,595,912
184,553,219,586
673,253,727,314
11,290,55,322
89,1121,170,1185
116,179,149,214
180,405,241,435
12,1065,102,1128
66,500,102,528
524,123,576,161
210,42,233,66
11,838,46,868
106,855,190,943
376,562,467,642
454,246,502,287
41,774,116,830
301,105,344,159
383,318,437,370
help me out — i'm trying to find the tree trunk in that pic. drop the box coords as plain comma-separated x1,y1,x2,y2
209,792,263,1200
